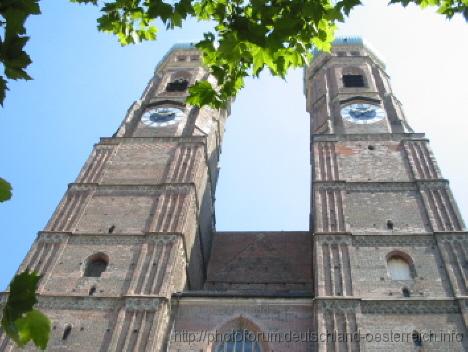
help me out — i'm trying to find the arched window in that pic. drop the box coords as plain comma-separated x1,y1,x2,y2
214,330,261,352
84,253,108,277
387,254,412,280
62,324,72,340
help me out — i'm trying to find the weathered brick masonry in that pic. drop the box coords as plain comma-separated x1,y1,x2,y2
1,38,467,352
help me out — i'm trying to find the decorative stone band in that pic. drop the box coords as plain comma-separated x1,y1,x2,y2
315,297,460,314
352,234,435,247
314,180,450,192
313,233,441,246
35,231,184,245
99,135,208,145
435,232,468,240
361,299,460,314
31,295,168,311
314,233,353,245
66,182,196,194
311,132,427,142
315,297,360,313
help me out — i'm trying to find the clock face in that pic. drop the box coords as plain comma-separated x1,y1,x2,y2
141,107,185,127
341,103,385,124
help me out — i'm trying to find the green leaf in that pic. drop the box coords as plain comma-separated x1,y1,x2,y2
0,0,41,104
2,271,40,323
0,178,12,202
187,80,222,107
1,271,50,349
15,310,51,349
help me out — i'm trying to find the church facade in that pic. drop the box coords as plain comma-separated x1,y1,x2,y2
1,38,467,351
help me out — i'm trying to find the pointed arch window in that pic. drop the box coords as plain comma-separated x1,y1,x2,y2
387,254,412,281
84,253,109,277
214,330,261,352
213,317,265,352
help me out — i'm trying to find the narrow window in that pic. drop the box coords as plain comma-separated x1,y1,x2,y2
402,287,410,297
343,74,365,88
63,325,72,341
108,225,115,233
84,253,108,278
387,220,394,230
166,79,189,92
387,256,412,280
89,286,96,296
412,330,422,347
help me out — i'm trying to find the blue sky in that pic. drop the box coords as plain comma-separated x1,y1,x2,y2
0,0,467,290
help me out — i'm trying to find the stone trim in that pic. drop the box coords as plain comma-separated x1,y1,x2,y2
312,132,426,142
314,181,416,192
352,235,435,247
361,299,460,314
100,136,207,145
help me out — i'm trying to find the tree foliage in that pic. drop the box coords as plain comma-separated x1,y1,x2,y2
70,0,467,108
1,271,51,350
0,0,41,106
0,177,12,202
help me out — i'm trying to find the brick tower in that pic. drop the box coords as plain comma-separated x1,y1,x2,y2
305,37,467,352
0,43,228,351
1,38,468,352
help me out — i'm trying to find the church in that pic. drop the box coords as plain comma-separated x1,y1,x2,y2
0,37,467,351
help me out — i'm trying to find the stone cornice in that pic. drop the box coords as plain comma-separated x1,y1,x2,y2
0,293,461,315
314,180,450,192
361,299,459,314
99,136,207,145
0,294,168,311
67,182,196,194
314,181,415,192
352,235,435,247
315,298,459,314
311,133,427,142
435,232,468,241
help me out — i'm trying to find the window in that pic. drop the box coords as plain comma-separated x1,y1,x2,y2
387,256,412,280
89,286,96,296
190,55,200,61
387,220,394,230
350,51,360,56
175,55,187,62
215,330,261,352
166,78,189,92
343,74,365,88
84,253,108,277
336,51,346,56
402,287,410,297
412,331,422,347
62,325,72,341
